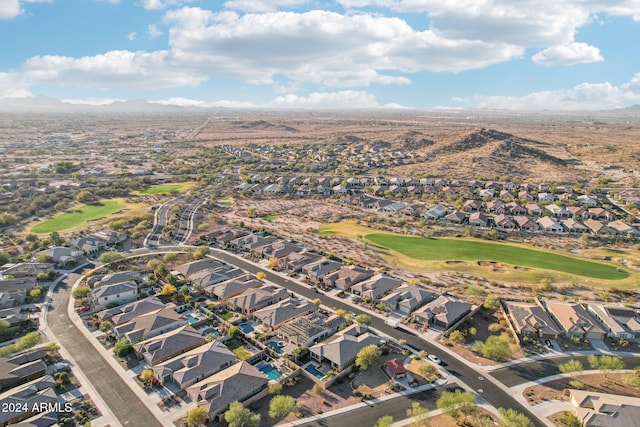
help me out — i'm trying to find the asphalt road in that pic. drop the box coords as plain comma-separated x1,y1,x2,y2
208,249,546,427
491,354,640,387
300,385,461,427
47,273,163,427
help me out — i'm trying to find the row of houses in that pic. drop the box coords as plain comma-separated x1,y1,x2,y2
504,299,640,341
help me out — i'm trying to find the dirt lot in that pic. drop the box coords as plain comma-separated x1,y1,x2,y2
250,374,360,426
523,373,640,405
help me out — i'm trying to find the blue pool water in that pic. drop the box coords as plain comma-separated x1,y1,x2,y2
305,365,324,379
187,314,199,324
267,341,283,354
200,328,220,337
257,363,282,380
239,323,255,334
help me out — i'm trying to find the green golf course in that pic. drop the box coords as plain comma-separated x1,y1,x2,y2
30,200,130,234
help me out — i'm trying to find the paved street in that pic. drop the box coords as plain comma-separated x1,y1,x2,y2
491,354,640,387
208,249,547,427
47,273,163,427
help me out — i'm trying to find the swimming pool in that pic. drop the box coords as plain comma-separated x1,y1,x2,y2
239,322,255,334
200,328,220,337
267,341,283,354
257,362,282,380
187,313,199,324
305,365,325,379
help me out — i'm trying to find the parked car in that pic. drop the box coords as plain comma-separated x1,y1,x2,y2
428,354,441,364
75,306,91,314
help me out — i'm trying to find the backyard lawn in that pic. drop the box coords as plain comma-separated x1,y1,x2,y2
30,200,132,234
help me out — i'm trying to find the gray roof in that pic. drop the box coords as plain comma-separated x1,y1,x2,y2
113,306,185,342
133,325,205,365
253,297,317,329
153,341,237,389
504,301,560,336
225,286,289,313
414,294,472,327
91,281,137,300
212,275,262,300
351,274,402,300
174,258,224,278
186,361,268,417
309,324,381,369
103,296,166,324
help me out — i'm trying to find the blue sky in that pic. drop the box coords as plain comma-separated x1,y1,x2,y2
1,0,640,110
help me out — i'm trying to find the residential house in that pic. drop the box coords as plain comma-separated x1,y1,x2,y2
566,206,590,219
537,192,555,203
0,376,57,426
99,296,166,324
544,301,606,340
462,200,482,213
91,229,129,245
468,212,489,228
0,263,52,280
278,312,345,347
485,200,505,214
443,210,466,224
506,202,528,216
567,389,640,427
608,221,640,237
546,204,571,218
211,275,262,302
384,359,407,379
88,270,140,287
561,218,589,234
493,214,516,230
537,217,564,233
380,285,434,315
309,324,382,371
113,306,187,342
577,194,598,206
153,341,237,389
322,266,374,291
90,280,138,311
588,208,616,221
413,294,473,330
420,204,446,220
0,349,46,391
33,247,83,268
302,259,343,285
0,307,25,328
351,274,402,301
583,218,614,236
225,286,289,315
526,203,544,216
280,251,322,273
191,265,244,290
252,297,316,330
229,234,279,252
186,361,268,422
0,277,36,308
68,235,106,257
514,216,539,232
133,325,205,366
173,258,225,279
253,241,301,259
503,301,560,339
587,303,640,339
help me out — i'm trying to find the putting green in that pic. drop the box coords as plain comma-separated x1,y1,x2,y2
138,182,195,195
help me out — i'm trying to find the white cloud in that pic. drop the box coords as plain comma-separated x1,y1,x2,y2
0,72,32,98
141,0,194,10
61,97,125,105
22,50,209,89
163,7,522,88
0,0,23,19
450,76,640,110
151,97,258,108
147,24,163,38
127,32,137,41
270,90,400,108
223,0,310,13
532,42,604,66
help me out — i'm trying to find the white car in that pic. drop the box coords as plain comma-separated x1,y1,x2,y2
428,354,441,364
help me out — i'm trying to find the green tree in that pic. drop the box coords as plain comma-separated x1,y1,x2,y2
225,401,260,427
227,326,242,338
193,246,209,260
98,252,126,264
480,336,512,361
269,394,295,419
436,389,476,424
488,323,502,333
99,320,113,332
557,411,582,427
355,313,371,325
497,407,534,427
140,370,154,382
0,319,10,334
163,252,178,263
375,415,394,427
160,284,177,296
256,271,266,280
406,401,429,427
186,406,209,427
0,251,9,267
268,380,283,395
355,344,381,370
113,338,132,357
71,286,90,299
559,359,584,378
588,355,624,378
36,254,55,264
623,367,640,390
483,294,501,310
30,288,42,298
449,330,466,344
